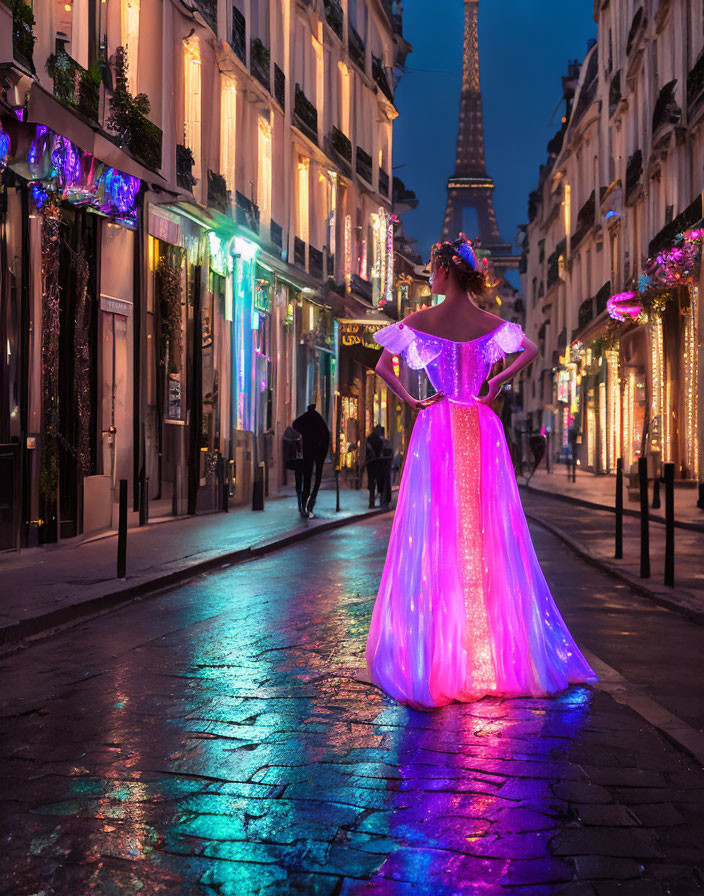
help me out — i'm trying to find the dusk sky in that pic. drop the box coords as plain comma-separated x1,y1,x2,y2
393,1,597,271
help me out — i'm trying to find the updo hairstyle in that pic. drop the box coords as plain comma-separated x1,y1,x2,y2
432,237,489,297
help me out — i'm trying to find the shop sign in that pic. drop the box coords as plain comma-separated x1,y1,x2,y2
340,321,386,350
100,295,132,317
254,278,272,313
149,207,181,245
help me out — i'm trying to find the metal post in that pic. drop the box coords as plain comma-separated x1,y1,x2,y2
252,461,265,511
222,477,229,512
117,478,127,579
615,457,623,559
652,475,661,509
664,462,674,587
638,456,650,579
139,475,146,526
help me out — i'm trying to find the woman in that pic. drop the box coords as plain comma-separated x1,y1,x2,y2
365,235,596,709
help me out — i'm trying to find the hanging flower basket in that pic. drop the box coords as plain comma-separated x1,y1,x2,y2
607,290,643,323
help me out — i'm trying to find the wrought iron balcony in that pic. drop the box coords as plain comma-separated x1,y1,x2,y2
47,42,100,121
235,190,260,235
578,297,594,330
351,274,372,302
251,38,270,91
193,0,217,32
348,24,365,72
652,79,681,135
571,190,595,248
372,54,393,102
12,0,35,71
176,144,196,191
648,195,703,256
274,63,285,109
687,50,704,113
309,246,324,280
330,126,352,164
231,8,246,64
378,167,389,197
355,146,372,184
294,84,318,144
626,6,645,56
294,236,306,269
625,149,643,199
595,281,611,316
324,0,343,40
207,170,230,214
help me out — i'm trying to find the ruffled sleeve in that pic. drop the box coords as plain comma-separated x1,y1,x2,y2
490,321,524,359
374,323,442,370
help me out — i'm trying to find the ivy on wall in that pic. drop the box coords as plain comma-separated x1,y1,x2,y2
39,201,61,509
157,252,182,373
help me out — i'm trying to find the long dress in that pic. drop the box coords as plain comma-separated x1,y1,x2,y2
365,320,597,709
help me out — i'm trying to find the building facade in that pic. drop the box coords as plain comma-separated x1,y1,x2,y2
0,0,411,549
520,0,704,503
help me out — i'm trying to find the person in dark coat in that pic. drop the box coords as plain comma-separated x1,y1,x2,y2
292,403,330,518
282,425,305,515
366,424,386,508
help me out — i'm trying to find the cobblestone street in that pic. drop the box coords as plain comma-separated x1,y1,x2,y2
1,516,704,894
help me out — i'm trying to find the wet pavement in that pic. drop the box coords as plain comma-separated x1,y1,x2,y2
1,516,704,894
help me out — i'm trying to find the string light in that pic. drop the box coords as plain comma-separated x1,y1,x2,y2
599,381,607,472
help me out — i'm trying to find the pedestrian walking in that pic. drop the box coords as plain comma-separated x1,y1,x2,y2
391,450,403,486
282,425,305,516
381,431,393,508
292,404,330,518
365,425,386,508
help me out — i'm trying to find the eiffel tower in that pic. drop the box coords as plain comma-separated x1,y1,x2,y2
442,0,517,270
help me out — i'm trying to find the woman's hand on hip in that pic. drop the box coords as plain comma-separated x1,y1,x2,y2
475,378,502,405
414,392,445,411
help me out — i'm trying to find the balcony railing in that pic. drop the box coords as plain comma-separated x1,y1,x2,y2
274,63,285,109
348,23,365,72
625,149,643,199
207,170,230,214
176,144,196,191
12,0,35,71
546,240,565,290
652,79,681,134
235,190,260,235
351,274,372,302
330,126,352,164
648,195,703,256
378,167,389,196
294,236,306,269
372,54,393,102
251,38,270,91
687,50,704,113
231,7,246,64
571,189,595,248
356,146,372,184
578,297,594,330
293,84,318,144
595,281,611,316
324,0,343,40
309,246,323,279
193,0,217,31
47,43,100,121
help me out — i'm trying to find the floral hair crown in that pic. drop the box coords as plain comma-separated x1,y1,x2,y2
430,233,479,272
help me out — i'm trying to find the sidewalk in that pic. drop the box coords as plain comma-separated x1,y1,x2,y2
0,482,383,647
521,488,704,622
522,465,704,531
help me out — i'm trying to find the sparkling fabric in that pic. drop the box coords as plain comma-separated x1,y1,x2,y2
366,323,597,709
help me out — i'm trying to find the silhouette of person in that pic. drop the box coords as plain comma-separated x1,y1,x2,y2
292,403,330,518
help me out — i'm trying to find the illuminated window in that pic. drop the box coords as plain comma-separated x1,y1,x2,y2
257,116,272,231
338,61,350,135
296,157,310,243
220,77,237,191
563,182,571,238
121,0,140,94
184,38,202,177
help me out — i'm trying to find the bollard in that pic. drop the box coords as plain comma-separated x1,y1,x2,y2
222,478,229,512
335,466,340,513
615,457,623,559
638,457,650,578
139,475,149,527
117,478,127,579
652,475,661,510
664,463,674,587
252,462,265,511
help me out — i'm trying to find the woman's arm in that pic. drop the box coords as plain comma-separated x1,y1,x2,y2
375,349,444,410
476,335,539,405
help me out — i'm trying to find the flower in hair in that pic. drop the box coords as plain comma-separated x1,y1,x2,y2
456,232,477,270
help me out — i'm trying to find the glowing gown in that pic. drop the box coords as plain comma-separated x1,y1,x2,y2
365,321,597,709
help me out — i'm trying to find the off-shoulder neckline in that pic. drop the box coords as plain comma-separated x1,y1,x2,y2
400,320,509,345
